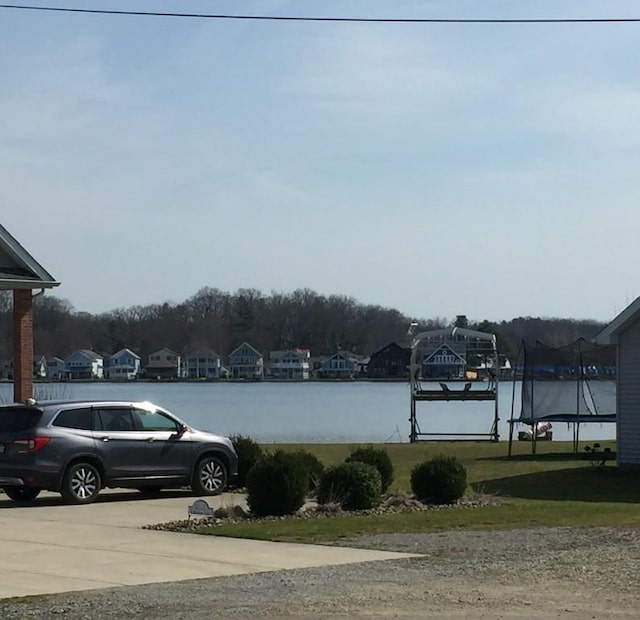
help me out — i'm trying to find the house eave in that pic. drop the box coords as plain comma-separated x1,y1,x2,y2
595,295,640,345
0,279,60,290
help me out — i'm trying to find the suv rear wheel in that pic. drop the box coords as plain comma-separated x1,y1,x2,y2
192,456,227,496
2,486,41,503
61,462,101,504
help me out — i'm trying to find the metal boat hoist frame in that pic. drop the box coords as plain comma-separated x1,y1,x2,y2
409,327,500,442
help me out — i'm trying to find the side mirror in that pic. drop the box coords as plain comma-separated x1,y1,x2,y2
173,423,187,436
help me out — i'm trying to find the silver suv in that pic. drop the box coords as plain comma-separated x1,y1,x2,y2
0,399,238,504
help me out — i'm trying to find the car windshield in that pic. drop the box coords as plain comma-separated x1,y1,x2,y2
0,407,43,433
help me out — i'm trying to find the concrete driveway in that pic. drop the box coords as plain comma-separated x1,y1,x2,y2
0,490,418,599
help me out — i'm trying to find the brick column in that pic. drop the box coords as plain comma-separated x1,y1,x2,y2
13,289,33,403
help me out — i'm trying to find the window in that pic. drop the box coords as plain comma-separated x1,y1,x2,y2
132,408,179,432
95,408,135,432
0,407,42,432
52,408,93,431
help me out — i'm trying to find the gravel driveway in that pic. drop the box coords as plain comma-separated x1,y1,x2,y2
1,526,638,619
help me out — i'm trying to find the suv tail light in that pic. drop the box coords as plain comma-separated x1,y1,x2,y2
13,437,51,453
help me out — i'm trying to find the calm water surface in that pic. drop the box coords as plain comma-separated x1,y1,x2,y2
0,381,615,443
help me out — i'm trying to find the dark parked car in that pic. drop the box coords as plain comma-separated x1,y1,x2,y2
0,399,238,504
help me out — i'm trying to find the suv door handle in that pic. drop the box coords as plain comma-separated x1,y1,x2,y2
145,437,156,442
102,436,111,442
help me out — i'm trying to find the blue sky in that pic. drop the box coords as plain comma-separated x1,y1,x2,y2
2,1,640,322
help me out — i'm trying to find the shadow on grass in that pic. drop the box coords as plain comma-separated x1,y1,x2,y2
480,451,614,463
473,466,640,503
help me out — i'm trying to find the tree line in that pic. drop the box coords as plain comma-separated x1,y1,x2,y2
0,288,605,363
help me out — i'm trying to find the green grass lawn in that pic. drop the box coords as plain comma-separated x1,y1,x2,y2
196,440,640,542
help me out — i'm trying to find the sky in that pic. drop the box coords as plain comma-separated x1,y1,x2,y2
2,0,640,323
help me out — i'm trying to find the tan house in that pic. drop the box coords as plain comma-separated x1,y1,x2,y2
146,348,181,379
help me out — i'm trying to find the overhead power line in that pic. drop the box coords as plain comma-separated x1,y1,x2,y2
1,4,640,24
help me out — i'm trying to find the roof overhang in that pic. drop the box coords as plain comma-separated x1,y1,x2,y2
0,223,60,291
595,296,640,345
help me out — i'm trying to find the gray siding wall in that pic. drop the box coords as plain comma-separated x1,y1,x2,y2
618,318,640,465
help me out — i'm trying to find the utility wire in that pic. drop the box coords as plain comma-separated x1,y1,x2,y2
1,4,640,23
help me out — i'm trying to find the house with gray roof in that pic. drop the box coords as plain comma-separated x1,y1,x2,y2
596,296,640,468
64,349,104,380
107,348,141,381
228,342,263,379
184,347,222,379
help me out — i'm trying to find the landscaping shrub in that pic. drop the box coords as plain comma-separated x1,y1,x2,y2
246,450,308,517
317,462,382,511
230,435,264,487
410,455,467,505
289,449,325,492
345,445,394,493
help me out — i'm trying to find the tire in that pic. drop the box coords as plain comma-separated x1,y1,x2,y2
192,456,228,496
2,486,41,503
60,462,101,504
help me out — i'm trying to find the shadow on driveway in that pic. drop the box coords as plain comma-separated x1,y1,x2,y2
0,488,199,509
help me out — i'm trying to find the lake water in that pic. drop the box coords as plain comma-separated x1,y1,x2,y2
0,381,616,444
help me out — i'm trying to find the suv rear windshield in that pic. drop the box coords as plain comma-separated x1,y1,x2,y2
0,407,43,433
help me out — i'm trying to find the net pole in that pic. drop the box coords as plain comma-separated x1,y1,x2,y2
508,342,523,458
530,343,538,455
574,348,582,453
493,335,499,442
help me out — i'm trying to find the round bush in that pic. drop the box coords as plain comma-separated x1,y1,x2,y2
345,446,394,493
246,450,308,517
289,450,325,492
230,435,264,488
317,462,382,511
410,455,467,505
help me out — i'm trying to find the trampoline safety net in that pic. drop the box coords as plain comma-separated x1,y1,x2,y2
518,338,616,424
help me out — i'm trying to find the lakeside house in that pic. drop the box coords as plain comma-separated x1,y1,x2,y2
146,348,181,379
106,348,141,381
367,343,410,379
421,342,467,379
183,348,222,379
46,356,66,381
228,342,264,379
268,349,310,380
64,350,104,380
316,351,362,379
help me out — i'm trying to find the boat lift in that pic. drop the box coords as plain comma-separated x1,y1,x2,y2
409,327,500,442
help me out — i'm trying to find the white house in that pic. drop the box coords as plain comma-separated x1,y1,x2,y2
46,356,66,381
107,348,141,381
33,355,47,379
596,296,640,467
184,347,222,379
64,350,104,380
269,349,310,380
